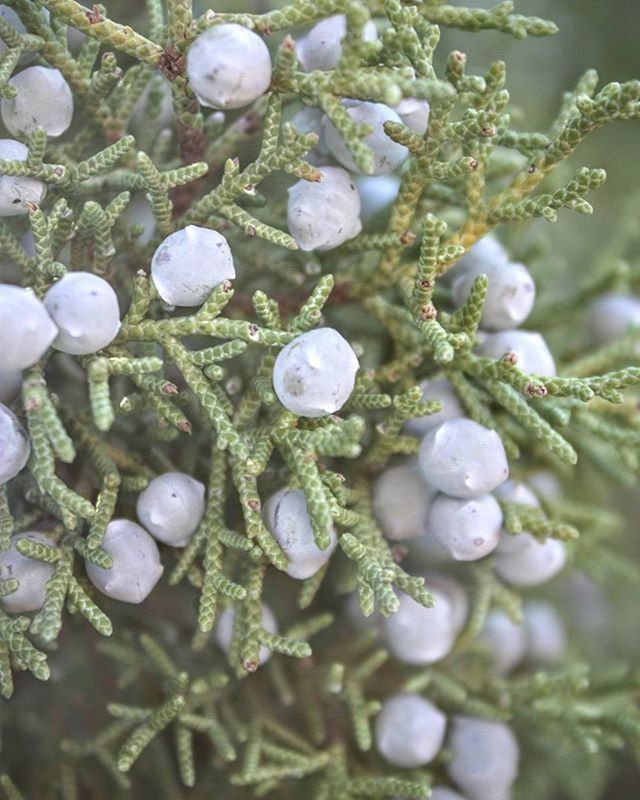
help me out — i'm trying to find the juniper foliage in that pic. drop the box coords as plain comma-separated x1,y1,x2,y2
1,0,640,798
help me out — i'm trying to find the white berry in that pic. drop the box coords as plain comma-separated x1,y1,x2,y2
0,532,55,614
287,166,362,251
0,6,50,63
43,272,120,355
1,67,73,138
418,418,509,499
0,368,22,404
404,377,464,437
394,97,430,134
186,24,272,110
452,260,535,331
372,462,434,542
426,493,502,561
523,600,566,664
588,292,640,344
0,285,58,369
0,139,46,215
0,403,29,485
494,534,566,587
375,693,446,768
494,479,539,556
263,487,337,579
382,579,466,665
431,573,470,634
151,225,235,307
526,470,561,501
215,602,277,666
297,14,377,71
291,107,331,164
494,479,539,508
136,472,206,548
354,175,400,224
451,235,509,277
431,788,467,800
124,193,157,246
477,609,526,675
448,717,519,800
478,330,556,376
85,519,164,604
272,327,359,417
323,101,409,175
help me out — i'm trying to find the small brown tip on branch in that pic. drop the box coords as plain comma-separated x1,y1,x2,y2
86,5,104,24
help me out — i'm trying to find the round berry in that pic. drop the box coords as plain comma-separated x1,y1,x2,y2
452,260,535,331
478,330,556,376
404,377,464,437
526,470,561,501
494,534,566,587
297,14,377,71
0,139,46,215
447,717,519,800
291,107,331,165
1,66,73,138
372,462,434,542
382,579,466,665
523,600,566,664
375,693,446,768
0,285,58,369
124,192,157,246
287,166,362,251
477,609,526,675
451,235,508,277
426,493,502,561
0,402,29,485
354,174,400,225
588,292,640,344
136,472,206,548
151,225,235,307
494,479,540,556
272,327,359,417
394,97,430,134
43,272,120,356
323,101,409,175
0,5,50,63
186,24,272,110
85,519,164,604
494,478,538,507
0,532,56,614
431,573,470,634
418,418,509,499
0,368,22,404
215,602,277,666
263,487,337,579
430,788,467,800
